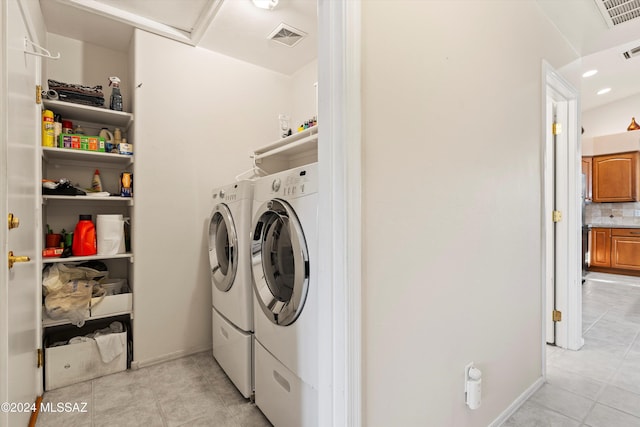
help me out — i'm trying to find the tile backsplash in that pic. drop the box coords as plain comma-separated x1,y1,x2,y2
585,201,640,226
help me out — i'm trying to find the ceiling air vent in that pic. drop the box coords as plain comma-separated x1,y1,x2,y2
595,0,640,28
268,23,307,48
623,44,640,59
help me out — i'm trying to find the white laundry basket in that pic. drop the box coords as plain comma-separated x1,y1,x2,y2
96,214,126,255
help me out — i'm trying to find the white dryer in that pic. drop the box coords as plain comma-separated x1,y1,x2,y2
208,180,254,399
250,163,319,427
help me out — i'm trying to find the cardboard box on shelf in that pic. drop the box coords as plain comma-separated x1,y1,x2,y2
58,134,105,152
118,142,133,155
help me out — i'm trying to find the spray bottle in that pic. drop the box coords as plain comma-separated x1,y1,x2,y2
109,76,123,111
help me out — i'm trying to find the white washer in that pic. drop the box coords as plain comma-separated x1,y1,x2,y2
208,180,254,399
251,163,319,427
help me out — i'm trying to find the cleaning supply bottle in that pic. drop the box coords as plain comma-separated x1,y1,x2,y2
91,169,103,192
114,128,122,145
109,76,123,111
72,214,97,256
99,128,115,152
42,109,55,147
53,114,62,144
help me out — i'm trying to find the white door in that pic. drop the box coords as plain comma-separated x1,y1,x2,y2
1,1,43,425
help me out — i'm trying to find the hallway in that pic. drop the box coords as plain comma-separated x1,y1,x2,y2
504,273,640,426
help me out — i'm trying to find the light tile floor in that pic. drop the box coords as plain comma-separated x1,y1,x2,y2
503,272,640,427
36,350,272,427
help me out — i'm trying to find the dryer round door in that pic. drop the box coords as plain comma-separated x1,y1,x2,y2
208,204,238,292
251,199,309,326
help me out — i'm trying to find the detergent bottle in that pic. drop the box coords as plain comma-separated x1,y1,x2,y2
72,214,97,256
109,76,123,111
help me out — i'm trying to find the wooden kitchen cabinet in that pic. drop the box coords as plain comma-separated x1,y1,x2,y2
590,227,611,267
582,156,592,201
592,151,640,202
611,228,640,271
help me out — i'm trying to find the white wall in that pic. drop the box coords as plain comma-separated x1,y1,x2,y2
290,59,318,134
582,93,640,157
582,93,640,139
46,34,131,112
360,1,578,426
20,0,46,45
132,29,293,364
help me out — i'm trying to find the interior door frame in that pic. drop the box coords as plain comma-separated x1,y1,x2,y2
317,0,362,425
1,1,10,424
542,62,583,358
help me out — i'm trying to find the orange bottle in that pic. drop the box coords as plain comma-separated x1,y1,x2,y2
72,214,97,256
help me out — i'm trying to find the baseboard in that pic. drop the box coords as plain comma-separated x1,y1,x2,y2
488,377,545,427
130,344,212,370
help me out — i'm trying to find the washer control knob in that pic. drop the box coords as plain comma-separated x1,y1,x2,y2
219,189,225,198
272,178,281,192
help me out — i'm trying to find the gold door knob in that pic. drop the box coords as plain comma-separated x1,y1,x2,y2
7,213,19,230
8,251,30,269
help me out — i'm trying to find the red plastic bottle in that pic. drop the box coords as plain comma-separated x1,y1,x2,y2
72,214,97,256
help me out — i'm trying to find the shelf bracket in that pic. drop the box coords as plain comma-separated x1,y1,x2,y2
24,37,61,60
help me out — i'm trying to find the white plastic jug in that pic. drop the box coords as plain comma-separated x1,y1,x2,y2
98,128,114,143
96,214,126,255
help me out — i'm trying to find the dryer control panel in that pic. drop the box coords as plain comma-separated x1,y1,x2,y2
212,181,253,202
257,163,318,199
212,189,238,202
279,168,316,197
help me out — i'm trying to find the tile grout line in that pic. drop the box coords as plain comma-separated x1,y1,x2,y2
567,278,640,426
583,308,610,335
579,305,640,425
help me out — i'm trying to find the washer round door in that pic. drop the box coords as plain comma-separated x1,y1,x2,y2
208,204,238,292
251,199,309,326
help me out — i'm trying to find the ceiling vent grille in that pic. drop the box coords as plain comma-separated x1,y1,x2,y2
595,0,640,27
267,23,307,48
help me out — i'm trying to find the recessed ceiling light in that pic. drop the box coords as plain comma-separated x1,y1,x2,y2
582,69,598,78
597,88,611,95
252,0,278,10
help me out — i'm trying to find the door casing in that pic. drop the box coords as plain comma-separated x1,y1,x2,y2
542,62,583,359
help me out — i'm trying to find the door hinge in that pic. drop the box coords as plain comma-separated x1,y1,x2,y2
37,348,43,368
552,210,562,222
552,310,562,322
552,122,562,135
36,85,42,104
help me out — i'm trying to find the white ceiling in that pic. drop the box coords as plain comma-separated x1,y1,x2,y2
40,0,640,111
40,0,318,76
537,0,640,111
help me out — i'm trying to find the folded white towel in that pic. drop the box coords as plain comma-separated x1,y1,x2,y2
94,333,125,363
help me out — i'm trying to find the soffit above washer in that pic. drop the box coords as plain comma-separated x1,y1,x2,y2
91,0,210,33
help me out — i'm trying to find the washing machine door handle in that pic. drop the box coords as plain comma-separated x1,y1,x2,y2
251,199,309,326
208,203,238,292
